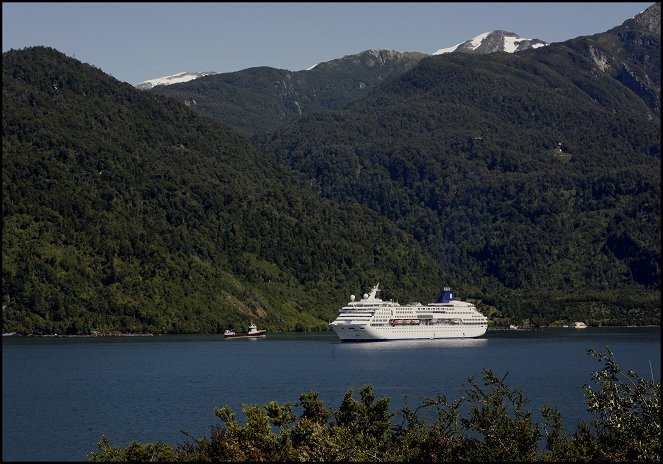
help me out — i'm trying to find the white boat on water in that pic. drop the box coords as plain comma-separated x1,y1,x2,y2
330,284,487,342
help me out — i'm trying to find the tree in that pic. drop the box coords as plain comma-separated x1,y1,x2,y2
576,347,660,461
86,348,660,462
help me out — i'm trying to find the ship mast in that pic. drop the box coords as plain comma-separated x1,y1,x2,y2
367,283,380,300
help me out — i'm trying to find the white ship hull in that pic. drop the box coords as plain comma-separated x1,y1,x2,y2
330,284,487,342
331,323,486,341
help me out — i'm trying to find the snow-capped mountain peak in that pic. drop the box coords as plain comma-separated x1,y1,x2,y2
134,32,547,88
134,71,217,90
433,30,547,55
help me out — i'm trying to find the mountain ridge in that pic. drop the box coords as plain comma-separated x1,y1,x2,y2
135,29,546,88
148,49,425,136
147,4,659,136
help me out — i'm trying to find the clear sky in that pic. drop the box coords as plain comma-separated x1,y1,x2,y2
2,2,654,85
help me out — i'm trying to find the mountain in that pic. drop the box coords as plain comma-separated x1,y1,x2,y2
137,29,544,94
2,4,659,335
568,1,660,116
146,31,547,136
254,4,661,325
2,46,445,335
148,49,425,136
134,71,217,90
433,30,548,55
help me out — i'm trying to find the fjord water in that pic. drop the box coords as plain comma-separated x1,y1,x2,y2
3,327,660,462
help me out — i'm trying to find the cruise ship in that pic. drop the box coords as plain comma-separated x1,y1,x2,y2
330,284,487,341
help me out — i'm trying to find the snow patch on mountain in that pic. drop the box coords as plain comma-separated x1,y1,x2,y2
134,71,217,90
136,31,548,83
469,31,492,49
433,30,547,55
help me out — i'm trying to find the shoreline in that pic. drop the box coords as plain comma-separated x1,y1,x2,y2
3,325,660,338
2,332,160,337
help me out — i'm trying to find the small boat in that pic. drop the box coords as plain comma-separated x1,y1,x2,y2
223,321,266,339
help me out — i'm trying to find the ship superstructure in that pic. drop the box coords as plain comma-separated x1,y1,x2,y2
330,284,487,341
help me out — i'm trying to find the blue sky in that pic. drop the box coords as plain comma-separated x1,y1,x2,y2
2,2,654,85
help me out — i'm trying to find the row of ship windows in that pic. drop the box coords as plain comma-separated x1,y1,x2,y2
379,312,477,316
367,317,478,321
345,307,475,313
368,327,480,332
370,322,486,327
338,316,485,322
369,318,484,322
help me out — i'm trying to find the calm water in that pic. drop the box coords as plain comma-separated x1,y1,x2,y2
2,327,660,461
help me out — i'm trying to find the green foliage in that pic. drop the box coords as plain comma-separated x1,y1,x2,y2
581,347,661,461
87,436,183,462
253,14,660,324
86,348,660,461
2,46,444,335
150,50,425,137
332,385,394,460
458,370,542,461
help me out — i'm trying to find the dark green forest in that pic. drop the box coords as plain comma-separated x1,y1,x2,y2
2,4,660,335
253,7,661,327
150,49,425,137
2,47,444,335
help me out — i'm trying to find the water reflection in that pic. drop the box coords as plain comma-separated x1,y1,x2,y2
336,338,489,350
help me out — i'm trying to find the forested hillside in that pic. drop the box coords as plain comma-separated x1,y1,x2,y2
2,5,660,334
2,47,445,335
149,49,425,137
255,5,661,325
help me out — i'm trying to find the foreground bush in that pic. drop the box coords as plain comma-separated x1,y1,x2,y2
86,347,660,461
